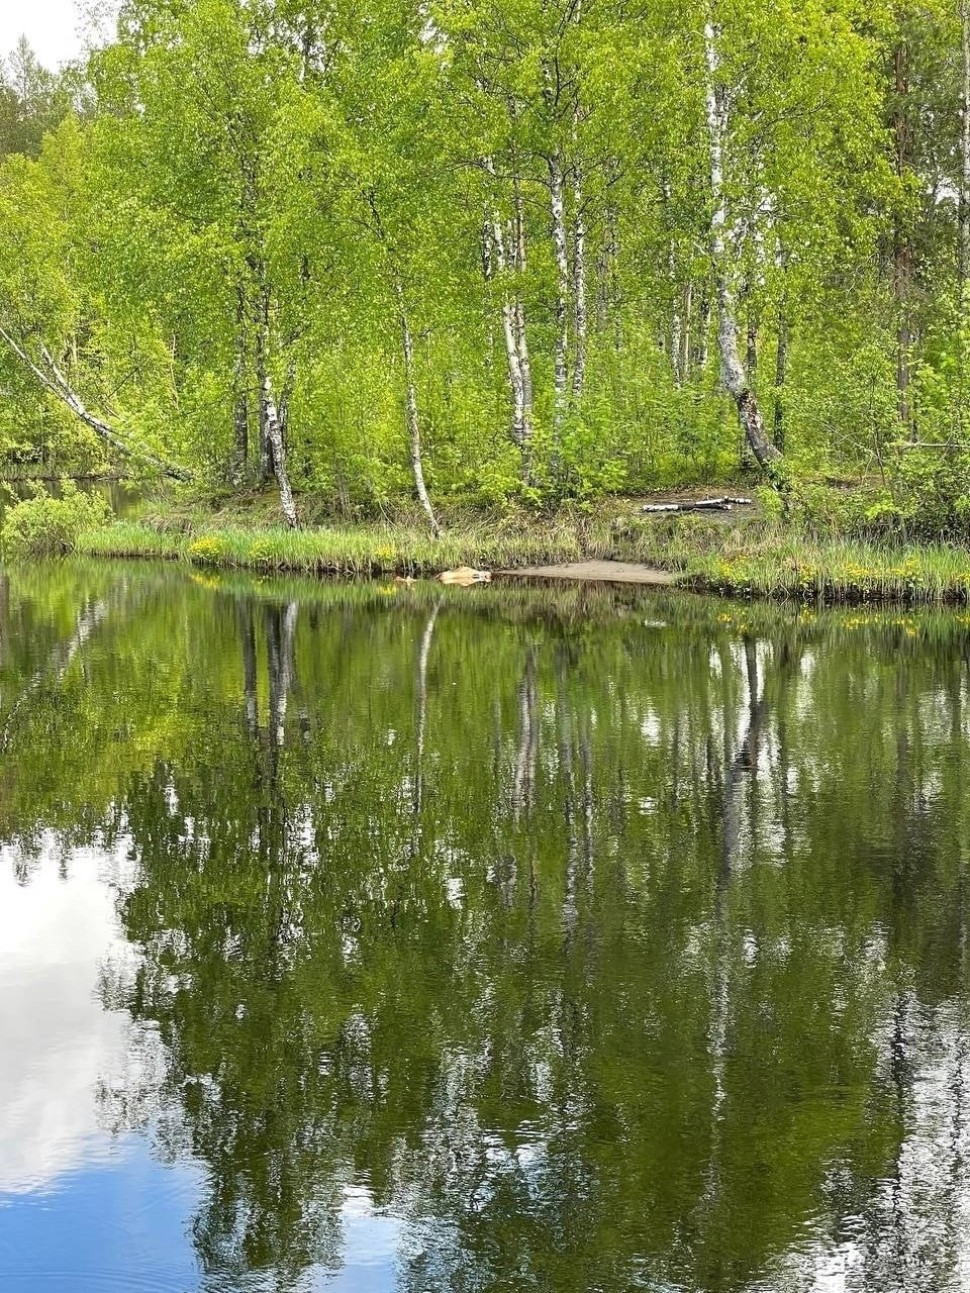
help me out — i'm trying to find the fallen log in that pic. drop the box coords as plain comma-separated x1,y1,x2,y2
641,496,753,514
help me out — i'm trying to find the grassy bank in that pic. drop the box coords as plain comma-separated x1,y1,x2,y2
68,497,970,605
76,515,589,575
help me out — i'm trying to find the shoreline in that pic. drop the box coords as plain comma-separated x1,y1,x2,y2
65,505,970,606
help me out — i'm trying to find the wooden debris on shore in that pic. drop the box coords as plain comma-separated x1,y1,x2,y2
437,566,492,586
641,496,753,514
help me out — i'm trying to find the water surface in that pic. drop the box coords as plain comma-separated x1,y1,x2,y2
1,561,969,1292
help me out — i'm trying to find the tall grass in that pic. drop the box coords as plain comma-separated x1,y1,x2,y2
75,507,970,604
77,518,586,575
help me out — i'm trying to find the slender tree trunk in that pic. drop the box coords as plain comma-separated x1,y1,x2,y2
664,179,682,387
233,297,249,484
259,361,299,529
746,313,758,383
894,41,912,428
398,292,441,538
254,311,272,483
548,150,570,425
703,20,782,473
365,190,441,534
513,182,535,433
774,308,788,451
571,161,587,400
485,180,530,448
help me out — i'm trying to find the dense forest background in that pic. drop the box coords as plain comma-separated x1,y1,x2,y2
3,1,970,526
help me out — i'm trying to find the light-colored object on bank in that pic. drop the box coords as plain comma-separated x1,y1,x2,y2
500,561,675,585
642,496,753,514
436,567,492,586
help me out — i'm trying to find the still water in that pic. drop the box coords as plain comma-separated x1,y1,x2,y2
1,560,969,1292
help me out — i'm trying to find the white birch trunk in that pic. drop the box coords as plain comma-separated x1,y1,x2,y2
259,355,299,529
0,323,191,480
663,179,682,387
549,150,570,424
488,200,529,446
703,21,780,472
484,159,533,454
571,159,587,400
365,190,441,534
398,293,441,538
513,185,535,429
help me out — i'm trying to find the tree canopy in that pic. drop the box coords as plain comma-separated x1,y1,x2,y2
3,2,970,522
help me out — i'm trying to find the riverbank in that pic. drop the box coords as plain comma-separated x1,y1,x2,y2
67,492,970,604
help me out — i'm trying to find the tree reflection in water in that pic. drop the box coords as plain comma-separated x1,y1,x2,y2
1,563,970,1291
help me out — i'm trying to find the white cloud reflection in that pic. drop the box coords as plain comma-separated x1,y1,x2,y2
0,841,130,1194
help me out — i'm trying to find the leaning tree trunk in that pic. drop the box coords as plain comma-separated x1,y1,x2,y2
0,323,191,480
703,20,782,474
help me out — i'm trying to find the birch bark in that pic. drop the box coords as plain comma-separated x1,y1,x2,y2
365,191,441,535
487,199,529,445
703,20,781,473
398,296,441,538
259,361,299,529
513,183,535,429
0,323,192,480
484,158,534,458
548,149,570,424
571,160,587,400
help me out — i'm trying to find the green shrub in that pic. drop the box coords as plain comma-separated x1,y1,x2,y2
1,481,112,556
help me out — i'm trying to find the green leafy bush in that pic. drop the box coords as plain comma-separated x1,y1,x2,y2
1,481,112,556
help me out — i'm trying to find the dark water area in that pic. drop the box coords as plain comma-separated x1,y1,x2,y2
0,478,141,517
1,561,970,1292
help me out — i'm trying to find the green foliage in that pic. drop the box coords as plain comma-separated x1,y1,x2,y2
1,1,970,520
1,480,111,556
